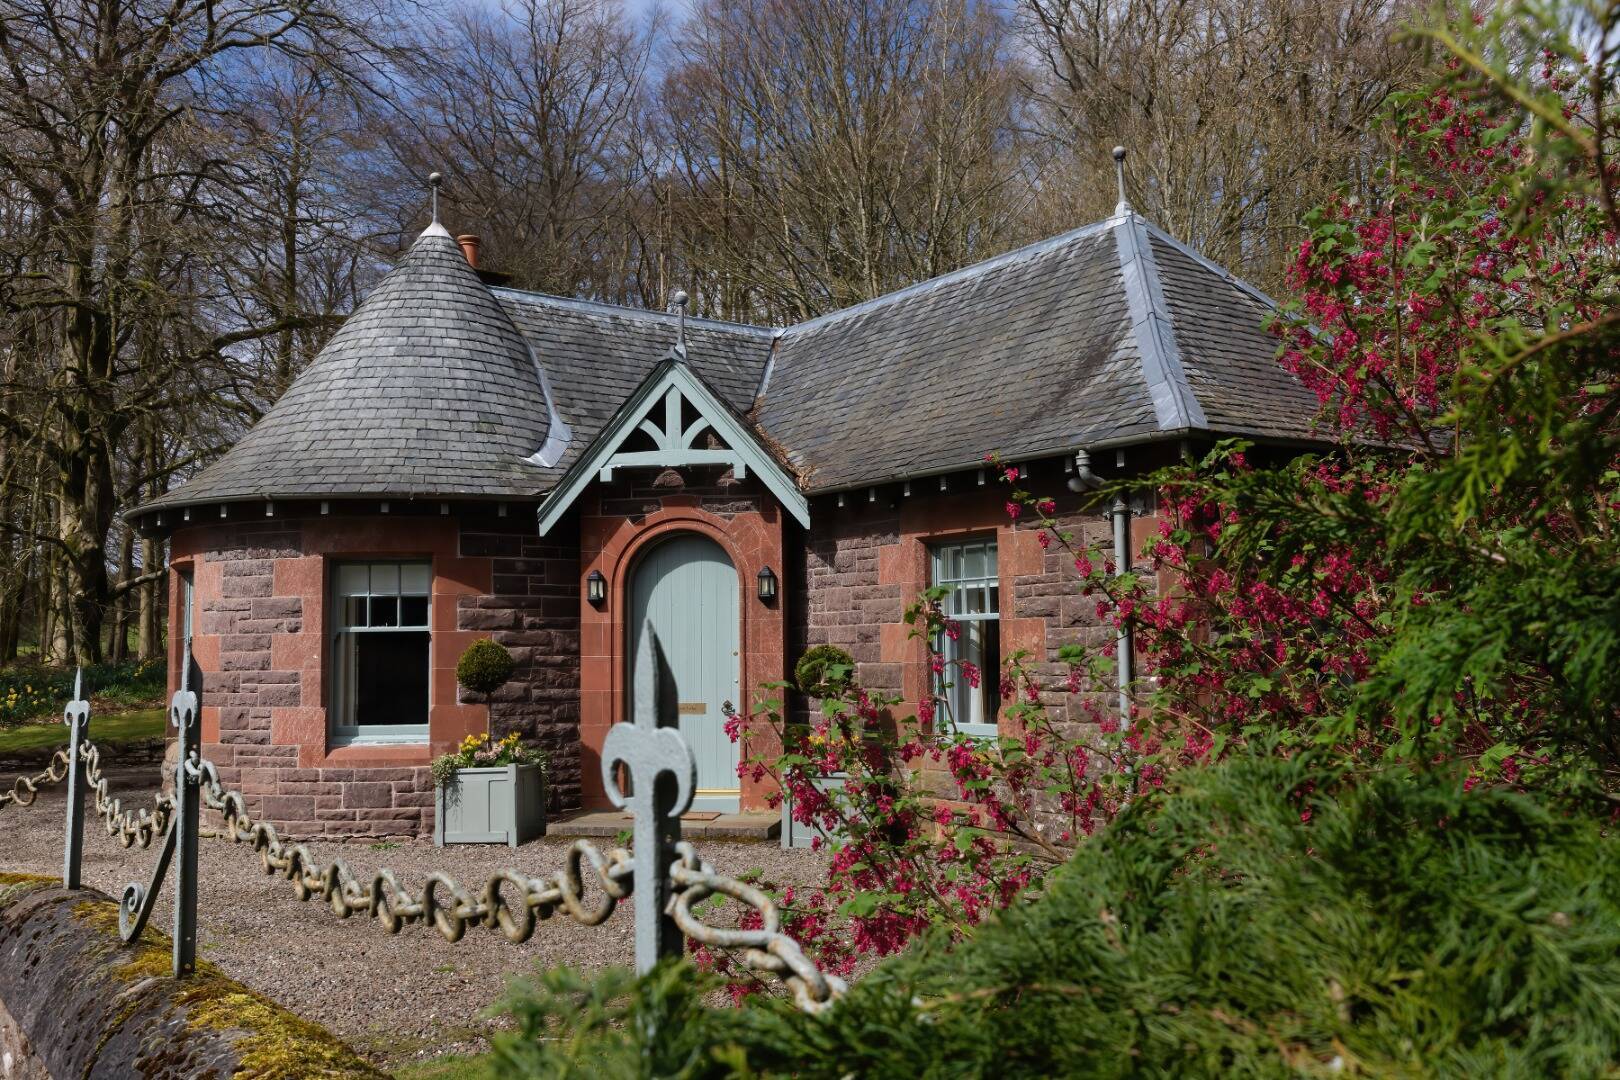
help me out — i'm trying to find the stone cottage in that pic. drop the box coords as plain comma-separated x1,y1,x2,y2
127,183,1324,838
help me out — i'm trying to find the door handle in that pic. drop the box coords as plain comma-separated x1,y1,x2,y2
721,700,735,718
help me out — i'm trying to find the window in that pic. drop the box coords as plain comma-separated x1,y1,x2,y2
330,561,431,744
931,540,1000,738
179,568,200,690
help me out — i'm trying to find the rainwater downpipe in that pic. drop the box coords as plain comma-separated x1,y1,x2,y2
1070,449,1134,730
1111,491,1134,729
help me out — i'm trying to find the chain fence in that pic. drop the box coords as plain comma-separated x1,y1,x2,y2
0,750,72,811
82,739,171,848
0,652,847,1014
183,749,844,1012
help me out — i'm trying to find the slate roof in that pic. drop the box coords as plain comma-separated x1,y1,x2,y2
493,292,774,487
753,210,1327,492
132,207,1328,521
136,226,565,516
1144,229,1324,442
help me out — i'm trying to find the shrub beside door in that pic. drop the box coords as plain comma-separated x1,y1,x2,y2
781,772,848,850
434,763,546,848
782,648,858,849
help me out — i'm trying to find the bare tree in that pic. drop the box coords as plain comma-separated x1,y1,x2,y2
386,0,658,300
0,0,400,662
655,0,1032,322
0,0,1430,667
1020,0,1422,291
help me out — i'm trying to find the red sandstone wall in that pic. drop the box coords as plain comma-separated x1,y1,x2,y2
459,524,582,808
795,464,1166,741
167,510,580,837
157,456,1169,835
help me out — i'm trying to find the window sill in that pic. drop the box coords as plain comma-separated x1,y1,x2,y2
953,724,1001,741
325,735,430,751
330,731,430,748
318,742,432,768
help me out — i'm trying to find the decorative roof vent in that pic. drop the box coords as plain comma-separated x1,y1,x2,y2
669,289,689,362
1113,145,1130,215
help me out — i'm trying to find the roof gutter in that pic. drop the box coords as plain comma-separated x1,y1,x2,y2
122,489,544,529
799,423,1347,499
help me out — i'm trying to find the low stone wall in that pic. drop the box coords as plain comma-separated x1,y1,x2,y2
0,873,383,1079
0,736,164,776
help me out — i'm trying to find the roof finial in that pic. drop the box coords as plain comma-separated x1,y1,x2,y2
1112,146,1130,214
428,171,443,226
670,289,689,361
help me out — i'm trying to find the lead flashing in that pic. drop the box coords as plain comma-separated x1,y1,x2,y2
1114,213,1207,431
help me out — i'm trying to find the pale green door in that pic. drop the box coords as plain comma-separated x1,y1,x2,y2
628,534,741,812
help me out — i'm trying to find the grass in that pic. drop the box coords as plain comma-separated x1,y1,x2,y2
0,707,165,755
0,657,166,725
392,1053,494,1080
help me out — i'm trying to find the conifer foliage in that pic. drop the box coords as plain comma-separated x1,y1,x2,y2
489,758,1620,1078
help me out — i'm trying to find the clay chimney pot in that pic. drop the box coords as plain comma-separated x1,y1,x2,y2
456,234,482,269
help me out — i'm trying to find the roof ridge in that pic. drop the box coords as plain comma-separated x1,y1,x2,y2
1114,212,1208,431
494,287,777,337
495,216,1128,345
777,216,1123,338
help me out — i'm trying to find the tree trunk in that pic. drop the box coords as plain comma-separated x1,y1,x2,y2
109,527,134,663
55,261,120,666
138,534,162,662
44,560,73,665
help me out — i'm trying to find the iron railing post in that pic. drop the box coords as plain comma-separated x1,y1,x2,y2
602,624,697,973
62,668,89,889
170,676,200,977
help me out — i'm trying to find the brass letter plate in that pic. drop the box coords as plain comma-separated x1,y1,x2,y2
676,702,707,715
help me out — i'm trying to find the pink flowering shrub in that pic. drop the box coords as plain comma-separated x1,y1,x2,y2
699,8,1620,991
713,599,1151,984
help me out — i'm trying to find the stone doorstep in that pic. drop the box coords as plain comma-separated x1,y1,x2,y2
546,809,781,841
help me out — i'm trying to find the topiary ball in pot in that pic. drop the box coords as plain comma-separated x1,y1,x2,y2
795,644,855,698
457,638,516,696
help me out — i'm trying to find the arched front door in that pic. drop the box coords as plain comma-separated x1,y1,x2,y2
628,533,741,812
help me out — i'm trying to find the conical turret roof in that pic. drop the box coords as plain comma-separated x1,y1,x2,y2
134,226,567,518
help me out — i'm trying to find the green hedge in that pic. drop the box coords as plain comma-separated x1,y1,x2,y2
484,757,1620,1078
0,658,166,727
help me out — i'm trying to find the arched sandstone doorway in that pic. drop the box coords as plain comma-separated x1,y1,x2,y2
627,532,741,811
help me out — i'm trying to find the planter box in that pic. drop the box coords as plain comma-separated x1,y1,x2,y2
781,773,848,850
434,763,546,848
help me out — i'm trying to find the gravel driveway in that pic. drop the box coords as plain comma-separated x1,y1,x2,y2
0,761,827,1071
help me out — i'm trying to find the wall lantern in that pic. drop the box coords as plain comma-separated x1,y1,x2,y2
586,570,607,606
756,566,778,604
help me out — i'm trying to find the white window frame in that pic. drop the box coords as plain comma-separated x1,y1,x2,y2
931,539,1000,739
179,567,198,689
329,560,432,745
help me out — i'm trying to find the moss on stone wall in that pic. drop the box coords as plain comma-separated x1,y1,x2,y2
0,875,385,1079
64,897,386,1079
0,872,56,911
0,871,56,889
